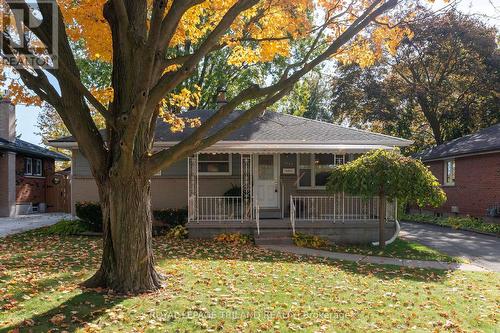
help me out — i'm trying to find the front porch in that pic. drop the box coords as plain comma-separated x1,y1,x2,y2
186,152,398,244
188,218,397,245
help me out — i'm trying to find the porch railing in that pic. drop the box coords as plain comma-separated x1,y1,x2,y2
290,194,396,223
255,204,260,235
198,196,242,222
290,196,296,235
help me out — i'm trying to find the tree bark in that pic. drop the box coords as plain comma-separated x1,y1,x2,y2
83,175,162,293
416,94,443,144
378,194,386,248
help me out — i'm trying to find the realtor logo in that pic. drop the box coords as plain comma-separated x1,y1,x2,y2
1,0,58,69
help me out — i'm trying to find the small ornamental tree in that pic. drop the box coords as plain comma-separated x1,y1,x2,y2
327,149,446,247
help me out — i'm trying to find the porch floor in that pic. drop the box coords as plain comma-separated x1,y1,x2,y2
186,218,290,229
187,218,388,228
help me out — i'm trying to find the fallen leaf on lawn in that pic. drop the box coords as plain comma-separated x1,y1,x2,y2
49,314,66,325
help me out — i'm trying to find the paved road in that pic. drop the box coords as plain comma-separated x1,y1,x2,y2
0,213,71,237
399,221,500,272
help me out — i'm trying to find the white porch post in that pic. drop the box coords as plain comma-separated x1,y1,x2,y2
187,154,199,223
241,154,253,222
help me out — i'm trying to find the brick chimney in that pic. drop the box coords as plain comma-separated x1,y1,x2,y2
0,95,16,217
0,96,15,142
216,88,227,108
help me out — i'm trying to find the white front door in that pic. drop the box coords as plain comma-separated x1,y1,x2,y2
254,154,279,208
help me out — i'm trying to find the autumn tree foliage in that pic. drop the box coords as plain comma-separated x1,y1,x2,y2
329,11,500,150
327,149,446,247
2,0,420,292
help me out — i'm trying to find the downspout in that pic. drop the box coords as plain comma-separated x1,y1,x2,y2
372,198,400,246
372,220,400,246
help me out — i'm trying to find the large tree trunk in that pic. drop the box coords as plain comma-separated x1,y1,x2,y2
416,95,443,144
83,175,162,293
378,194,386,248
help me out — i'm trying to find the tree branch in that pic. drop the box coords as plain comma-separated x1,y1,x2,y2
112,0,130,30
56,60,116,127
146,87,291,174
157,0,205,53
5,1,53,48
3,0,110,176
1,33,61,106
145,0,400,175
147,0,261,108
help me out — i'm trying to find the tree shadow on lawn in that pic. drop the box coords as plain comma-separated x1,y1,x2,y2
154,239,451,283
0,291,125,333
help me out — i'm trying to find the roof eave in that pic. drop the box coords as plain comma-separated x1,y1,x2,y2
0,146,70,161
48,140,411,150
420,148,500,162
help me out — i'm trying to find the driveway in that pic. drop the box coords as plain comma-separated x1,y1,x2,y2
400,221,500,272
0,213,71,237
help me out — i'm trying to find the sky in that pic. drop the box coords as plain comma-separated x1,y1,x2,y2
7,0,500,145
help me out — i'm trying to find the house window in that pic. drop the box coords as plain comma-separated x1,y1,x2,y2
25,158,43,176
198,153,232,175
34,159,43,176
298,153,345,188
257,155,274,180
444,159,455,186
24,158,33,175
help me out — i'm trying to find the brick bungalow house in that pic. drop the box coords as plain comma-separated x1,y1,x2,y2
0,97,70,217
414,123,500,220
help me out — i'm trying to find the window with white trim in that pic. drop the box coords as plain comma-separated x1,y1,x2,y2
34,159,43,176
298,153,345,188
444,159,455,186
198,153,232,175
24,158,43,176
24,158,33,175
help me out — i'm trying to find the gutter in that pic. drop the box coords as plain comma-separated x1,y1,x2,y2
48,140,411,150
421,149,500,163
0,144,70,161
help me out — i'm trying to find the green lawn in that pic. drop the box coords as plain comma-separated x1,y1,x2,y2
0,231,498,332
325,238,464,263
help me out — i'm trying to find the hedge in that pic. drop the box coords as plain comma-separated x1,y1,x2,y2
75,202,102,232
75,202,188,235
402,213,500,235
153,208,188,227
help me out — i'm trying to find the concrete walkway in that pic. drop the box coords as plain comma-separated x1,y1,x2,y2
260,245,489,272
0,213,71,237
399,221,500,272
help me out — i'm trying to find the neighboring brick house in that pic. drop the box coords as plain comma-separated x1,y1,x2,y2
0,97,70,217
414,123,500,220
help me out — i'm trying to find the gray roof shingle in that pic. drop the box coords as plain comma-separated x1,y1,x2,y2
0,138,70,161
414,123,500,161
50,110,412,147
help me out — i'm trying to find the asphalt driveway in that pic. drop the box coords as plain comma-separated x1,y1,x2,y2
400,221,500,272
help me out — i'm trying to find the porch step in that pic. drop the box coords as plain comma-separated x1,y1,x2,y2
254,229,294,246
259,209,282,219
